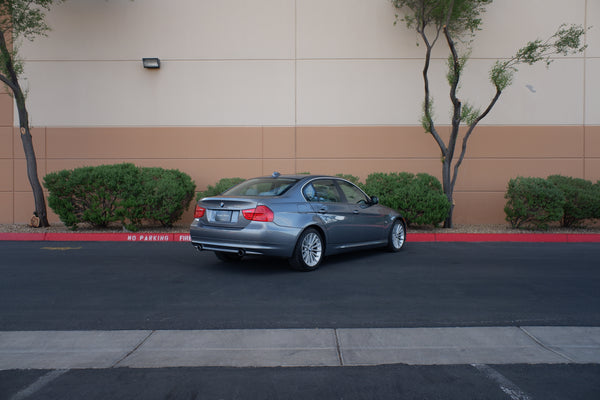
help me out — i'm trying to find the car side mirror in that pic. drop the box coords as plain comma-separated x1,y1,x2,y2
370,196,379,205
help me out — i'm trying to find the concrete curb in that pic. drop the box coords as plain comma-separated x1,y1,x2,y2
1,232,599,242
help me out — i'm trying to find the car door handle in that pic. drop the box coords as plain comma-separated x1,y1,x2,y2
318,207,328,213
353,210,360,214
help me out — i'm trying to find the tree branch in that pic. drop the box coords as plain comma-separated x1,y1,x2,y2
0,28,19,89
451,88,502,189
421,35,447,156
443,24,462,169
0,71,17,93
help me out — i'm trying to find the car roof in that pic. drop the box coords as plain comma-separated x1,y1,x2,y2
254,174,346,180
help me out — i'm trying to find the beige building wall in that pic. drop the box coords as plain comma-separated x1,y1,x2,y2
2,0,598,225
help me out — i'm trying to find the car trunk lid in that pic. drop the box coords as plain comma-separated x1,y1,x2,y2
198,197,259,228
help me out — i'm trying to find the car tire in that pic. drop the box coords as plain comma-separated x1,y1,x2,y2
387,219,406,252
215,251,243,262
289,228,324,271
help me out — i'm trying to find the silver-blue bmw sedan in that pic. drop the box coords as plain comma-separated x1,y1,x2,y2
190,173,406,271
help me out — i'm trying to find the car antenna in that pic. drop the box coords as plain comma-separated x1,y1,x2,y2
272,171,280,178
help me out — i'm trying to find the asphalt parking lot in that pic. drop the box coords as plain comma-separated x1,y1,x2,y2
3,364,600,400
1,241,599,399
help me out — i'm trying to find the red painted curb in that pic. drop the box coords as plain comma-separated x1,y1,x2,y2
0,233,46,241
1,232,599,243
433,233,569,243
0,232,192,242
407,233,436,242
409,233,600,243
566,234,600,243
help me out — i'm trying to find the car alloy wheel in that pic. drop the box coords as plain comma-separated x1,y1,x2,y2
302,232,322,267
388,219,405,252
290,228,323,271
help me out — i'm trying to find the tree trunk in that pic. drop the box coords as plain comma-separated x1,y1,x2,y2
19,124,50,227
0,29,50,227
442,158,454,228
15,96,49,227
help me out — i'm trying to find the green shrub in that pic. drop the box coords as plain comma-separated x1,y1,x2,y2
362,172,411,209
547,175,600,227
196,177,245,200
137,167,196,227
504,176,565,230
44,163,141,229
362,172,450,226
44,163,195,230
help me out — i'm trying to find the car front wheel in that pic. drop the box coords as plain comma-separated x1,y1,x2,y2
387,219,406,252
289,228,323,271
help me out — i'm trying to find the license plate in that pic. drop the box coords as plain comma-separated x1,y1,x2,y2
214,210,232,222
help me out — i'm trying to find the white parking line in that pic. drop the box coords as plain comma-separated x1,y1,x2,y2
472,364,531,400
9,369,69,400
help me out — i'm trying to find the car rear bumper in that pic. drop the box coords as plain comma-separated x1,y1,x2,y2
190,220,301,258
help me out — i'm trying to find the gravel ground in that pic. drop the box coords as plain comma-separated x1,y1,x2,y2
2,222,599,234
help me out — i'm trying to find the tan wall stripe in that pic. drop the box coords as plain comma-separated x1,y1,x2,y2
2,125,598,225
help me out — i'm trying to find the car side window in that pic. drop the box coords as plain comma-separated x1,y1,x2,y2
338,180,370,205
303,180,341,203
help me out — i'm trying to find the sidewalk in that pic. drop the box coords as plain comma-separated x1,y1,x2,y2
2,327,599,370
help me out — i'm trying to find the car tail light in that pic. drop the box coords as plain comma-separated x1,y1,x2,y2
242,205,274,222
194,205,206,219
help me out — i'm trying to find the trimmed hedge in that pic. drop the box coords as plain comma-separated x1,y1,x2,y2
362,172,450,227
505,175,600,229
44,163,196,230
136,167,197,227
504,177,565,230
547,175,600,227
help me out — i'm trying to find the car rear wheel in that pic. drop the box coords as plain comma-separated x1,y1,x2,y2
387,219,406,252
215,251,243,262
289,228,323,271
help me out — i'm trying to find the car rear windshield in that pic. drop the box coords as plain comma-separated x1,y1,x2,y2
223,178,298,197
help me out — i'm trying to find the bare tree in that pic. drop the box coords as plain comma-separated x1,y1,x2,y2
392,0,587,227
0,0,64,227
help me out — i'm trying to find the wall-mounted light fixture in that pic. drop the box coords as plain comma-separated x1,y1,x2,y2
142,58,161,69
